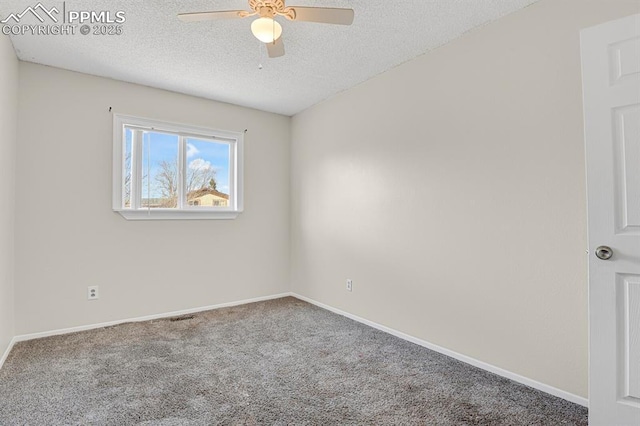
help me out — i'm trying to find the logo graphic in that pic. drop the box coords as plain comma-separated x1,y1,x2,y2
1,2,125,36
0,2,59,24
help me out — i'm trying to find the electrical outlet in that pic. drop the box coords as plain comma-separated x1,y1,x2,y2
88,286,99,300
346,279,353,292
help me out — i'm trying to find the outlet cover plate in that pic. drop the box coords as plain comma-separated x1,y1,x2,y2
88,285,99,300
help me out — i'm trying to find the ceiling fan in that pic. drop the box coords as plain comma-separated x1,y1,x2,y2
178,0,354,58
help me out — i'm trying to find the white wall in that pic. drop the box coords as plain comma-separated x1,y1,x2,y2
290,0,639,399
15,63,290,335
0,35,18,359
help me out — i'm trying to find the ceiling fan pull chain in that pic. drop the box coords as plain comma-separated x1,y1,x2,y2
257,37,266,68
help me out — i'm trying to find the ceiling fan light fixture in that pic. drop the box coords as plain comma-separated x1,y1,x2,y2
251,17,282,43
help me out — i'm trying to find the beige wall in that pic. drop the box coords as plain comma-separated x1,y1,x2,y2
0,35,18,358
15,63,290,335
290,0,638,399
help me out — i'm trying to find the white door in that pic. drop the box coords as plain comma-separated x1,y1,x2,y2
582,13,640,426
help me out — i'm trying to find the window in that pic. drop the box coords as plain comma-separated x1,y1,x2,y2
113,114,243,220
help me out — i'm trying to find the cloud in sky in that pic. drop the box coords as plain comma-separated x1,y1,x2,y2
186,143,199,158
188,158,212,171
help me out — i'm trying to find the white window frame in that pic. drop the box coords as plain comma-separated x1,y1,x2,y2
112,114,244,220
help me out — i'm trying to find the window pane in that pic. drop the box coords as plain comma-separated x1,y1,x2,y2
141,131,179,209
123,128,133,208
185,138,231,208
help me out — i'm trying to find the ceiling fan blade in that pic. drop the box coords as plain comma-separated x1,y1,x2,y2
289,7,354,25
266,37,285,58
178,10,246,22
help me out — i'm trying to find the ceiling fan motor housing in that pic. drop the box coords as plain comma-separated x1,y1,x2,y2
249,0,296,20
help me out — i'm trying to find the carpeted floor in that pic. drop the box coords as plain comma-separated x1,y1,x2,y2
0,297,587,425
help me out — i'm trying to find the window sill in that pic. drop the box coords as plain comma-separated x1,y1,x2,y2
114,209,241,221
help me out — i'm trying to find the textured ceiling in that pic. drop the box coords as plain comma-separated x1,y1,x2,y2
1,0,538,115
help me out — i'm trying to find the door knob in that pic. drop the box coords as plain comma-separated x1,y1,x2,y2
595,246,613,260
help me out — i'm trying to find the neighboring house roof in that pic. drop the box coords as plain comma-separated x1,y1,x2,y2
187,188,229,200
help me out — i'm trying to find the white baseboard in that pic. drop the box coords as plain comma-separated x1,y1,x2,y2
291,292,588,408
0,336,17,370
11,293,291,344
2,291,589,407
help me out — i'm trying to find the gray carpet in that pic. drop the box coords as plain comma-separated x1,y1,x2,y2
0,297,587,425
